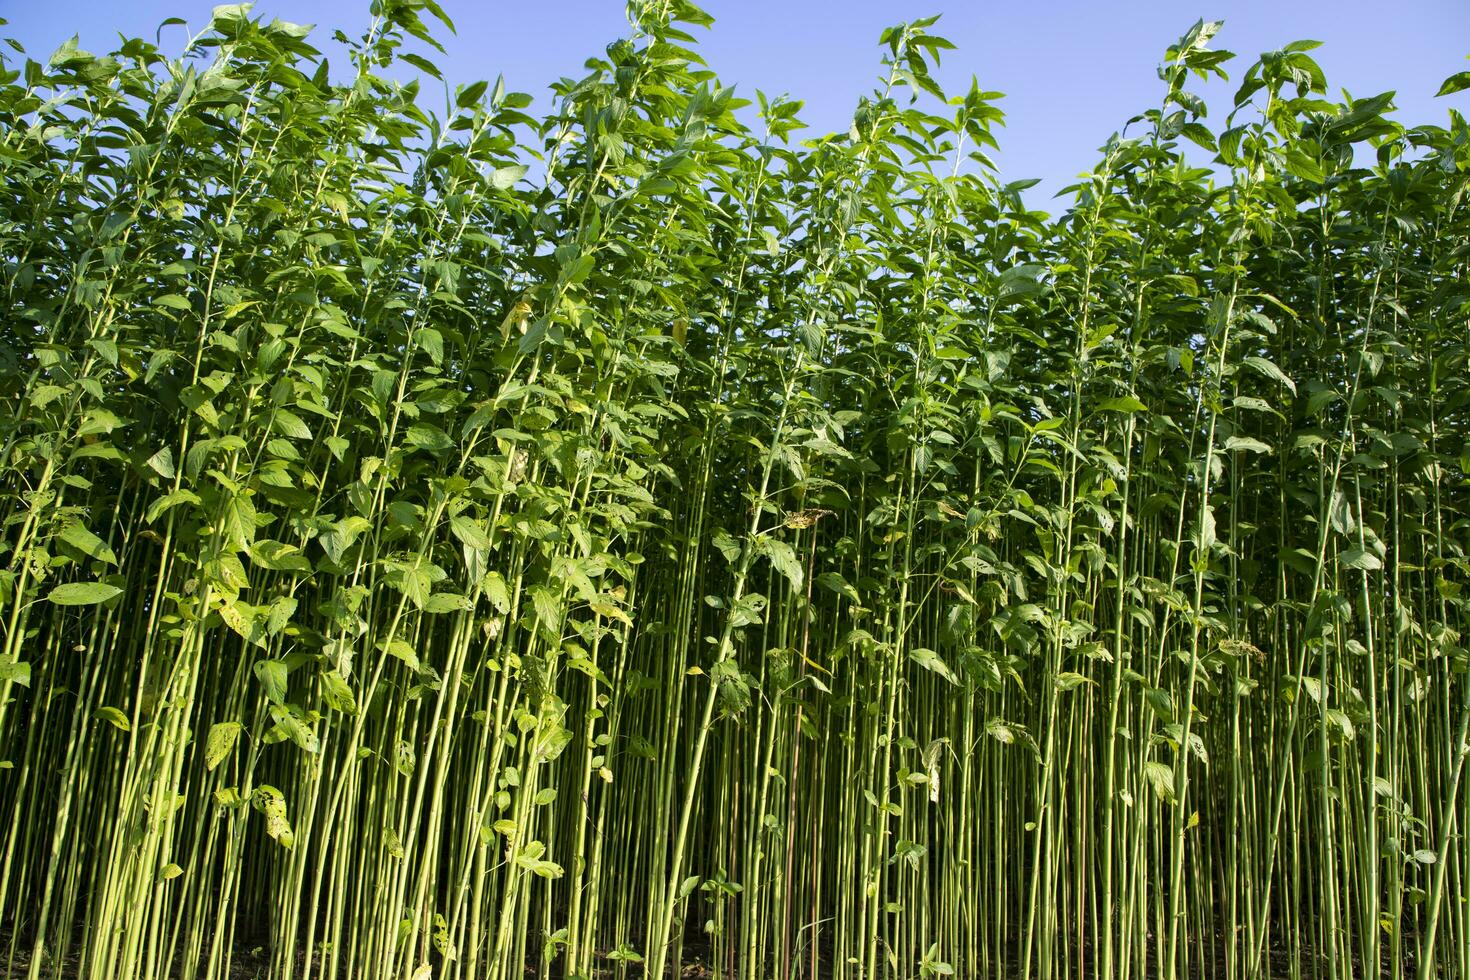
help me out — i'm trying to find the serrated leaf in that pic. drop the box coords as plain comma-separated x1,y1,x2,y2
1144,761,1176,803
1054,671,1093,691
450,514,493,554
481,571,510,613
528,585,563,640
756,537,804,593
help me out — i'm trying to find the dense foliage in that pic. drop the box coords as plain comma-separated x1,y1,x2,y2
0,3,1467,979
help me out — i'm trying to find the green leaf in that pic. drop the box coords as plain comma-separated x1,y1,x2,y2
254,660,289,705
910,648,958,686
1144,761,1176,803
1198,504,1217,551
273,409,312,440
528,585,563,639
997,263,1046,304
816,571,861,604
1437,71,1470,97
268,703,319,753
607,943,643,963
210,4,253,24
425,592,473,614
321,670,357,714
481,571,511,613
406,423,454,453
450,514,493,554
1329,490,1358,536
1283,148,1325,184
755,537,804,593
418,327,444,366
1224,435,1272,454
219,495,258,554
401,52,443,79
1095,396,1148,414
48,582,123,606
0,661,31,688
58,523,118,565
712,531,742,564
381,638,421,672
457,79,489,108
1054,671,1093,691
1242,356,1296,395
393,563,432,610
146,489,202,524
248,540,313,573
94,706,131,731
146,447,176,479
491,164,528,190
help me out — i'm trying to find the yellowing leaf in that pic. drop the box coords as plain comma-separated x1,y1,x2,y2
204,722,242,771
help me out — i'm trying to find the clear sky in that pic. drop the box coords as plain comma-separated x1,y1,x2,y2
4,1,1468,202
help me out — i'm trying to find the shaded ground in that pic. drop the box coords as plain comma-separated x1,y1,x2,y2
0,922,1425,979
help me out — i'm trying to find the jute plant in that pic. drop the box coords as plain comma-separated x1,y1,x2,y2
0,4,1466,979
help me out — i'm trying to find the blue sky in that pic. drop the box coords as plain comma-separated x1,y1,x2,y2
4,1,1467,202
